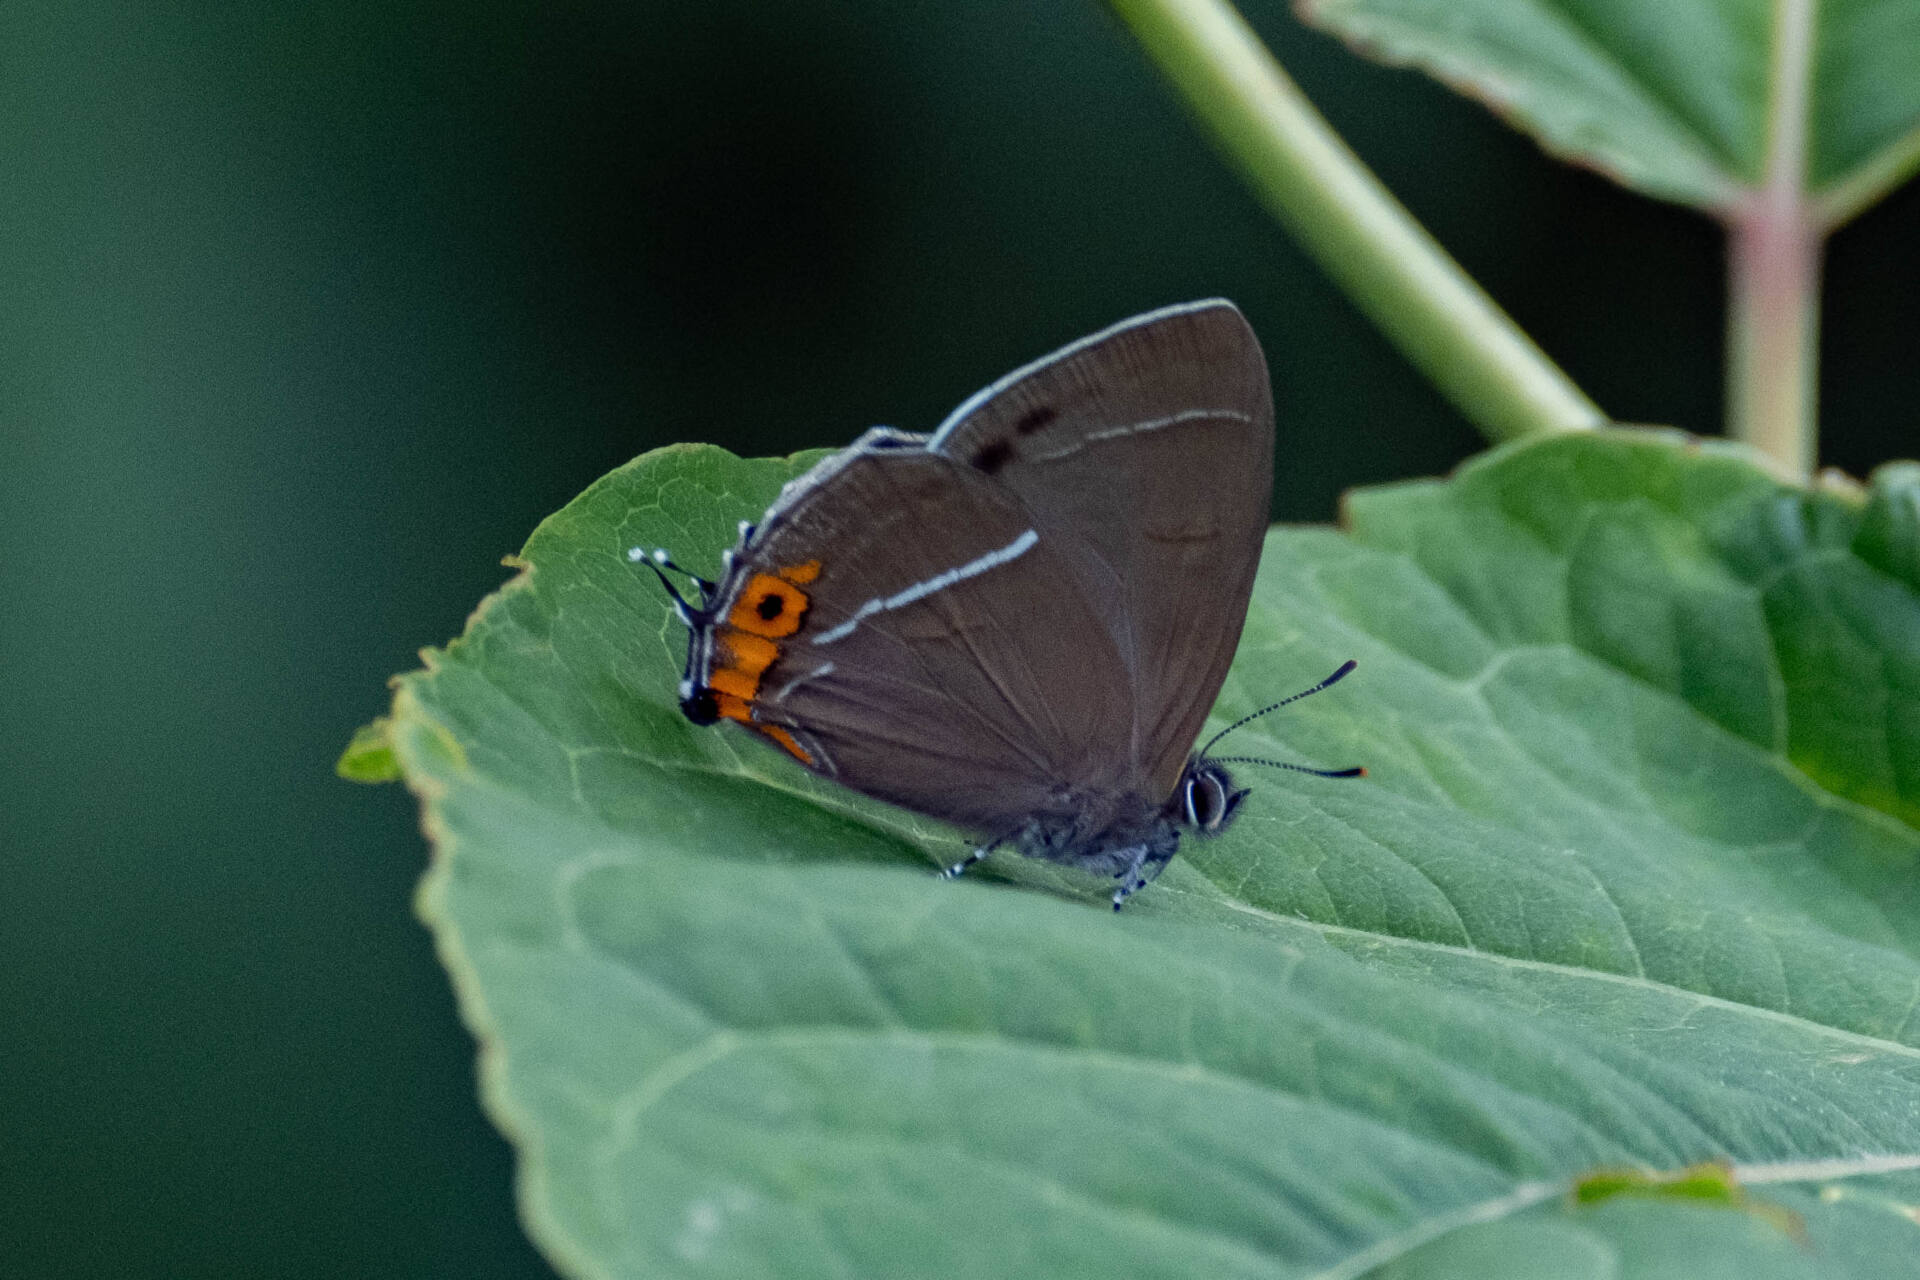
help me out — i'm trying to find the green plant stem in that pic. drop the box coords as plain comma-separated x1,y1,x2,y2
1726,0,1820,480
1109,0,1604,442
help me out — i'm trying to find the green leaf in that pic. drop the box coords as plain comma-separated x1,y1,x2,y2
369,432,1920,1277
1296,0,1920,223
336,716,400,783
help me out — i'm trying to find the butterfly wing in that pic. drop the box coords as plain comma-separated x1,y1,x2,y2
703,440,1138,834
927,299,1274,801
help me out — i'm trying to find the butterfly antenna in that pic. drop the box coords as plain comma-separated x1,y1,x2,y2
1200,659,1359,757
627,546,711,620
1209,756,1365,779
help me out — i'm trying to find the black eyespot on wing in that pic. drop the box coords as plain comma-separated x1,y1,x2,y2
756,592,784,620
1013,405,1058,436
680,688,720,725
972,439,1014,474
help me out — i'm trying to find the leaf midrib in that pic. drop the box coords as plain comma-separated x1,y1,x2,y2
1179,880,1920,1062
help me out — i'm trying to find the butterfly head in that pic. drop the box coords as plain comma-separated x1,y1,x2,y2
1187,659,1367,831
628,544,724,718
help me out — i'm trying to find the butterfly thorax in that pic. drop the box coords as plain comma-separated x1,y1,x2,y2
1011,755,1246,878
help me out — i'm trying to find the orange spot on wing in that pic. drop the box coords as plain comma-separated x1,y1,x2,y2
777,560,821,585
719,630,779,677
709,667,759,701
756,724,815,766
713,692,752,723
728,574,808,638
707,629,783,702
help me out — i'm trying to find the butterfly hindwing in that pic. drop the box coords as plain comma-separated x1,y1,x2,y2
926,300,1274,799
697,442,1137,833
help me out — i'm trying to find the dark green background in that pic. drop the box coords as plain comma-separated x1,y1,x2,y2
3,1,1912,1275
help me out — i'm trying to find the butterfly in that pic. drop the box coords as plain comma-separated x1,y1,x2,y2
639,300,1358,909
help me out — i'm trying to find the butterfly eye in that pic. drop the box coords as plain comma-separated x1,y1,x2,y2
1184,772,1225,829
1183,766,1247,833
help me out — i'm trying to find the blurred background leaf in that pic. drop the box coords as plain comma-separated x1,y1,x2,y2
4,0,1918,1275
1299,0,1920,220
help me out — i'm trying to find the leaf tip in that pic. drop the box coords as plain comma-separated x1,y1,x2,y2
337,716,401,783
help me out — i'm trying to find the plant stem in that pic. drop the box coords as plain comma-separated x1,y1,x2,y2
1726,0,1820,479
1109,0,1604,442
1726,200,1821,480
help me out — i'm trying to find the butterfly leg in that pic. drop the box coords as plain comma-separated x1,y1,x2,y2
1111,841,1178,911
940,837,1002,881
1110,845,1154,911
